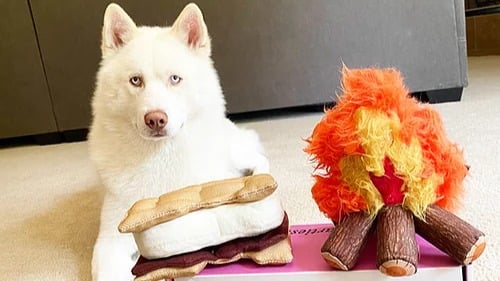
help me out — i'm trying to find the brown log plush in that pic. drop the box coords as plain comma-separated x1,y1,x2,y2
321,212,375,270
414,204,486,265
376,205,418,277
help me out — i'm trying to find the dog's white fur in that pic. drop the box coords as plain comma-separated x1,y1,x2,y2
88,3,269,280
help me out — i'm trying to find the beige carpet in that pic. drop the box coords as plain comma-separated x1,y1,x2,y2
1,56,499,280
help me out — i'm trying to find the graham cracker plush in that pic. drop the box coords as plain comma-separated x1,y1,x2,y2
119,174,278,233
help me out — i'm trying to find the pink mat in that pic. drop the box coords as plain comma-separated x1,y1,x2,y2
199,223,458,276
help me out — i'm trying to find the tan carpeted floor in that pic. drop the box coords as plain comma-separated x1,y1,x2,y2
1,56,498,280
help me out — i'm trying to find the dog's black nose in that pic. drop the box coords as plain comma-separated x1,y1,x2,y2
144,110,168,131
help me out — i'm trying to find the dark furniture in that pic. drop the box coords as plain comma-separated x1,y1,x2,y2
0,0,468,141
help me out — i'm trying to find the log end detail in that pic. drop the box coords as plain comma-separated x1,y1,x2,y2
321,252,349,271
379,259,417,277
464,235,486,265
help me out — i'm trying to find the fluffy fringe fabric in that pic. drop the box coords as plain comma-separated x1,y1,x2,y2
305,67,467,223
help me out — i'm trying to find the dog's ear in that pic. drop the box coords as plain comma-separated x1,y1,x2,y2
171,3,211,56
101,3,137,57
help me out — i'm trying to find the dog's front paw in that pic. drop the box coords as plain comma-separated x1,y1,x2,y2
93,267,134,281
92,252,135,281
92,239,137,281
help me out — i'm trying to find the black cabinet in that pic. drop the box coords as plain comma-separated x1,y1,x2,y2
0,0,57,139
0,0,468,141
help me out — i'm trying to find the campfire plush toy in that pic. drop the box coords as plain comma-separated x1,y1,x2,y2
305,67,486,277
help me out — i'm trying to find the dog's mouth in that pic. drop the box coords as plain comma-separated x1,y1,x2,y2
143,130,168,140
150,131,167,137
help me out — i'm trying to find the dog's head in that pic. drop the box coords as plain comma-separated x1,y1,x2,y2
92,3,225,141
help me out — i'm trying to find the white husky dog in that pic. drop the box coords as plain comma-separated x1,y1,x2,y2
88,3,269,280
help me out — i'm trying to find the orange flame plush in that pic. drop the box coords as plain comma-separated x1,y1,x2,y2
305,67,485,277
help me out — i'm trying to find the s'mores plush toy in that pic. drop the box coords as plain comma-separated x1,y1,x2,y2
119,174,292,281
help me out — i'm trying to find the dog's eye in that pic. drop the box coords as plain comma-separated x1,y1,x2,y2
129,76,143,87
169,75,182,85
